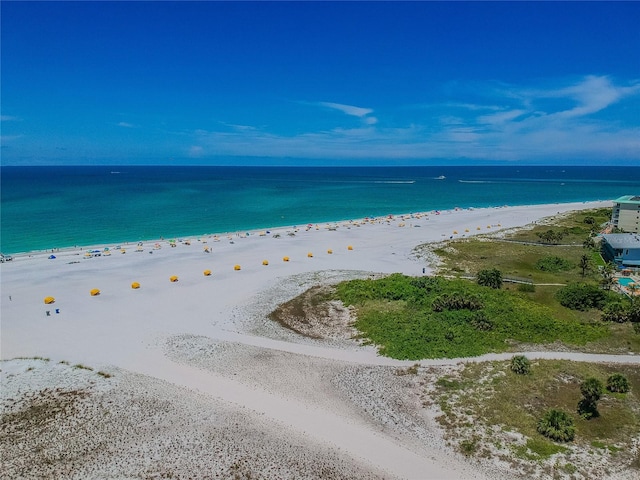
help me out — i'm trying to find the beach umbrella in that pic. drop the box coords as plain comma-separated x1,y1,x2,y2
48,255,56,259
170,275,179,282
347,245,353,250
131,282,141,289
327,249,333,254
262,260,269,265
453,231,458,235
282,256,290,262
203,270,212,276
90,289,100,296
44,296,55,304
307,252,313,258
234,264,241,271
465,229,469,232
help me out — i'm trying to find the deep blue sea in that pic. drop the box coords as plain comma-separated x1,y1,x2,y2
1,166,639,254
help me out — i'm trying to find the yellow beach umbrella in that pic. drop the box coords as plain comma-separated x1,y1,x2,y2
234,264,241,271
90,289,100,296
203,270,212,276
170,275,179,282
465,229,469,232
307,252,313,258
347,245,353,250
327,249,333,254
44,296,55,304
131,282,141,289
262,260,269,265
453,231,458,235
282,256,290,262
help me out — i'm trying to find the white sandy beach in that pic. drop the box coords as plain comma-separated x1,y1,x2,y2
3,200,638,479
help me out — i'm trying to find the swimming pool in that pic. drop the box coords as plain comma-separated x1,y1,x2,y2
618,277,637,287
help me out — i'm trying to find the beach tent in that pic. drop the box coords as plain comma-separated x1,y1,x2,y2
307,252,313,258
282,256,290,262
234,264,241,271
170,275,179,282
44,296,55,304
262,260,269,265
203,270,212,276
131,282,140,289
48,255,56,259
327,249,333,254
347,245,353,250
90,289,100,296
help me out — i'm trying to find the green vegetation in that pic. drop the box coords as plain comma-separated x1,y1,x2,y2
476,268,503,289
578,377,604,419
607,373,630,394
537,409,576,442
335,274,607,359
535,255,573,272
510,355,531,375
433,360,640,455
555,283,610,311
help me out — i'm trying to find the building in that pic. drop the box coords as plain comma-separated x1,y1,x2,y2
601,233,640,267
611,195,640,233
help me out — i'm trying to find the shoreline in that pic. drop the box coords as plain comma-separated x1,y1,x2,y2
4,199,612,260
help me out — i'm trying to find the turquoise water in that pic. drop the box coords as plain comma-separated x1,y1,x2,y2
618,277,636,287
2,165,639,254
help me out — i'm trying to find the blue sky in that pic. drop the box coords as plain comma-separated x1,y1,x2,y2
2,1,639,166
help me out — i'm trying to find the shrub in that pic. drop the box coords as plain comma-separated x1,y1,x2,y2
580,377,604,403
578,377,604,419
537,409,575,442
634,322,640,335
601,302,628,323
476,268,503,289
607,373,630,393
535,256,573,272
556,283,607,311
510,355,531,375
469,311,494,331
431,293,483,312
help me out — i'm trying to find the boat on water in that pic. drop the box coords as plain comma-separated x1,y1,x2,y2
435,175,446,180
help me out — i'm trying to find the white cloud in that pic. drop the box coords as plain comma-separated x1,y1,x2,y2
117,121,136,128
183,76,639,162
318,102,373,118
1,115,20,121
315,101,378,125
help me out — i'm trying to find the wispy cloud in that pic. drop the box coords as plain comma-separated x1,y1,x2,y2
117,121,137,128
181,75,639,162
1,115,21,122
316,101,378,125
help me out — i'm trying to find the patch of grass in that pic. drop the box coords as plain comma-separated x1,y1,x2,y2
96,371,112,378
72,364,93,371
514,438,567,460
441,360,640,447
460,437,479,456
334,274,607,359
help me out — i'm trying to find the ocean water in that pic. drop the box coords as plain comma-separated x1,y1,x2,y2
1,165,639,254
